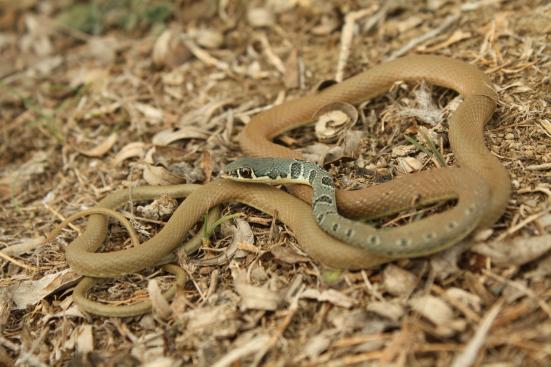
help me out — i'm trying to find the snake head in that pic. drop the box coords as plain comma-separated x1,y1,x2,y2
222,157,300,184
222,158,261,181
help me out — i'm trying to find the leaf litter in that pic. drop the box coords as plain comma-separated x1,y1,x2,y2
0,0,550,366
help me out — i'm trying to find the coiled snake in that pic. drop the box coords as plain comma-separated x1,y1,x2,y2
46,55,510,316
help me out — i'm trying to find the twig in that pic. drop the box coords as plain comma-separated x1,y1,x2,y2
181,37,229,71
0,251,37,272
451,300,503,367
335,5,379,82
257,34,285,73
211,335,270,367
526,162,551,171
386,14,460,61
482,270,551,319
495,207,551,241
252,286,304,366
43,203,80,233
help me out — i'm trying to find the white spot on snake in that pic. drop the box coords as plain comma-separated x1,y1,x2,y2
397,238,411,247
447,221,457,230
425,233,436,241
367,235,380,246
465,205,476,215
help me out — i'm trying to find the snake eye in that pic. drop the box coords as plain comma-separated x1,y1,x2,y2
238,167,253,179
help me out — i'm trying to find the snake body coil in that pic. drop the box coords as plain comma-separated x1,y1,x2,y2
49,55,511,316
223,157,489,257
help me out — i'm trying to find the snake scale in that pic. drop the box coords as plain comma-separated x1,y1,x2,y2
46,55,510,316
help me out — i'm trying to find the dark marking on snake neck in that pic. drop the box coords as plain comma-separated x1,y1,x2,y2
290,162,302,179
313,195,333,206
308,170,317,184
321,176,333,187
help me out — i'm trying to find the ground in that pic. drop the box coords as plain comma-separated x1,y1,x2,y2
0,0,550,366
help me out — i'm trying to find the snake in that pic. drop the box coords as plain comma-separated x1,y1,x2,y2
222,157,489,257
46,55,510,316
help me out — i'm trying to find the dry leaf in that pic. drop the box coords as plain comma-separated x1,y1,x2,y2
302,331,336,359
12,269,81,309
134,103,164,124
397,156,423,173
185,304,238,333
194,29,224,49
153,29,191,67
112,142,147,166
233,269,280,311
391,145,417,157
247,7,275,27
82,102,121,120
472,234,551,266
302,143,331,165
148,279,172,320
312,15,340,35
143,163,187,186
152,127,210,146
366,301,405,321
75,132,118,157
233,219,255,247
418,29,472,52
270,246,310,264
445,288,482,313
314,102,358,143
410,295,454,326
69,67,110,92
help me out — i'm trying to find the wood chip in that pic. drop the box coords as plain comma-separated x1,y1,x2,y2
301,288,355,308
382,265,418,298
75,325,94,354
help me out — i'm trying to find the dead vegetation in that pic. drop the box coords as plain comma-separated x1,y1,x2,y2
0,0,550,366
